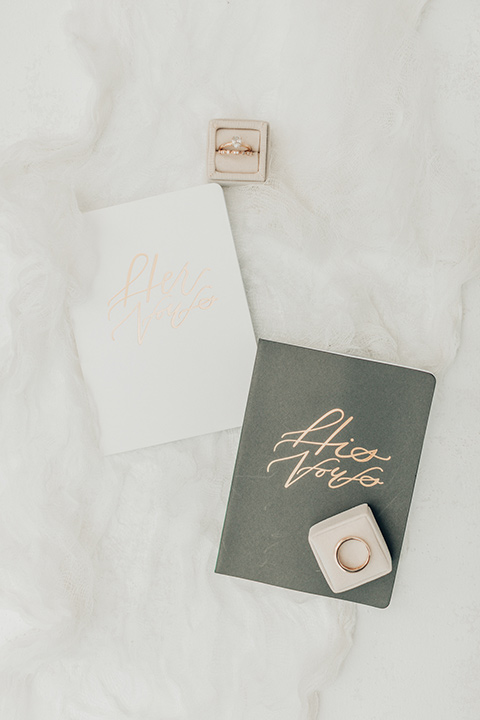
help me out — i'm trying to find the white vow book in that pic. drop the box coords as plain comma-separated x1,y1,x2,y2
71,184,257,455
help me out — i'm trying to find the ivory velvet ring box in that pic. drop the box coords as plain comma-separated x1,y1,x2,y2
207,119,269,183
308,504,392,594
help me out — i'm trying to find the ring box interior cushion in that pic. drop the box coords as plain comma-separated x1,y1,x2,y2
207,119,268,183
308,504,392,593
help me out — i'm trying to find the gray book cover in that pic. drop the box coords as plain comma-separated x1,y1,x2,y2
215,339,436,608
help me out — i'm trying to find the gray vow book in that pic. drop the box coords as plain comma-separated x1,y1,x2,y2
215,340,436,608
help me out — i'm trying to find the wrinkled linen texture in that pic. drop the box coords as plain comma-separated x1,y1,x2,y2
1,0,480,718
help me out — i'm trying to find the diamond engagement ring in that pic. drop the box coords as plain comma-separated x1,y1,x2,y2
217,135,255,156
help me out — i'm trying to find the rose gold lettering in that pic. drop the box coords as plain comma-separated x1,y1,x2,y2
107,254,217,344
267,409,391,491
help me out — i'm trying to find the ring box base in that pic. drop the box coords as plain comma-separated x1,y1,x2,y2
207,119,268,184
308,504,392,594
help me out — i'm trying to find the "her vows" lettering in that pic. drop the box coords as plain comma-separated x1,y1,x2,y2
107,254,217,344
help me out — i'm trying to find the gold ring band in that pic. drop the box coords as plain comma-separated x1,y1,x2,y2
217,149,255,155
217,135,254,156
334,536,371,573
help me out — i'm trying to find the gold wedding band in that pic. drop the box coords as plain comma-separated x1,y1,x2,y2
217,135,254,156
334,536,371,573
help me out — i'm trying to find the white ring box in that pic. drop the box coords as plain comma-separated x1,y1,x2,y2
308,504,392,594
207,119,268,184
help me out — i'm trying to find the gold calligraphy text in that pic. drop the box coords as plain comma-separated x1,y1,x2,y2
266,408,391,490
107,254,217,344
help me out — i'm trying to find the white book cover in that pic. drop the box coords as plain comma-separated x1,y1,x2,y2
71,183,257,455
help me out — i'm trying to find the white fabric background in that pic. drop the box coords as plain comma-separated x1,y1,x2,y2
0,0,479,718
